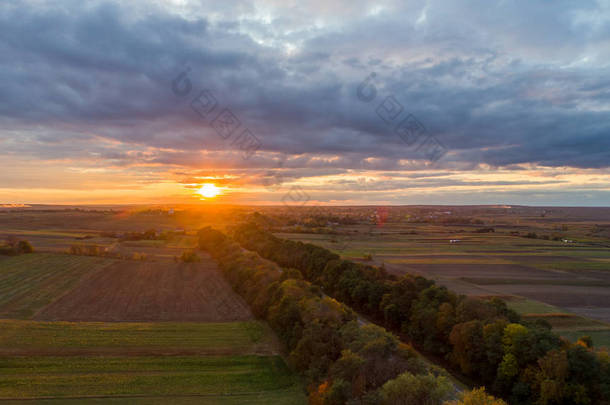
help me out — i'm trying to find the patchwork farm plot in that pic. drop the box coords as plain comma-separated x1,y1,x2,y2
1,205,608,401
0,215,306,403
275,207,610,348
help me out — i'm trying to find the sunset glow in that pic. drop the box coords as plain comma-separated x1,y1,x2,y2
197,183,221,199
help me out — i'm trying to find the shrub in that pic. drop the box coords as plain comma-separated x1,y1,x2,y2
16,240,34,254
68,244,103,256
180,251,201,262
132,252,147,261
1,239,34,255
475,228,495,233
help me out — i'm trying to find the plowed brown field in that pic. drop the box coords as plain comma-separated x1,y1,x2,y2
35,256,252,322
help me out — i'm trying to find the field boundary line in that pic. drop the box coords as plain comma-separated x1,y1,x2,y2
0,384,302,401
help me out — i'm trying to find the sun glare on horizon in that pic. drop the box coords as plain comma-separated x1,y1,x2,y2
197,183,221,199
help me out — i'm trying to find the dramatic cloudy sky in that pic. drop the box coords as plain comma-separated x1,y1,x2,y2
1,0,609,205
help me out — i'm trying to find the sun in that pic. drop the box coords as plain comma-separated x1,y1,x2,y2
197,183,221,199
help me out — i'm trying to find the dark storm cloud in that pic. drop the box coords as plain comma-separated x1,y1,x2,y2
0,0,609,173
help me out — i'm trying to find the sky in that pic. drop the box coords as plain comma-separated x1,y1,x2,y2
1,0,609,206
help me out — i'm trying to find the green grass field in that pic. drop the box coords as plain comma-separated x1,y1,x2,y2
0,320,305,403
0,253,114,319
0,355,305,401
0,320,277,355
506,298,566,315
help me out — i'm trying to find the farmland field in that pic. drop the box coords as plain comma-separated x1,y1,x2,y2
0,318,304,402
0,221,306,403
274,207,610,348
0,253,114,319
1,205,608,401
0,392,306,405
0,320,278,356
36,257,252,322
0,355,301,400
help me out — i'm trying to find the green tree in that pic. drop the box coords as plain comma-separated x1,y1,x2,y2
380,372,452,405
497,353,519,380
482,320,508,381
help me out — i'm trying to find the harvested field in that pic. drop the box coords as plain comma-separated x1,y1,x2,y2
430,277,501,296
564,307,610,324
0,253,114,319
393,263,569,280
481,284,610,308
36,255,252,322
107,243,191,261
496,255,584,263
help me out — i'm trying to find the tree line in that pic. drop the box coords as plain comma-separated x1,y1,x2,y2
198,227,508,404
230,221,609,405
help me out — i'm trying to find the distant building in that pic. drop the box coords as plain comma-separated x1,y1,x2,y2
450,239,461,243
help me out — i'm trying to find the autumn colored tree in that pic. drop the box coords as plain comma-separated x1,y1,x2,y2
218,223,608,405
445,387,507,405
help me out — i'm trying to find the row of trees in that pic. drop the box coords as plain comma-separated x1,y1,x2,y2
198,227,478,405
99,229,185,241
231,221,610,405
67,244,150,261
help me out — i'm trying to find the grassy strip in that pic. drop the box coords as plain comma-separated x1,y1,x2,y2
0,320,275,355
0,355,302,399
0,386,306,405
460,277,610,287
505,298,563,315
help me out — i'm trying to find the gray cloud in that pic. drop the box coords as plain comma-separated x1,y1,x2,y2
0,0,609,185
